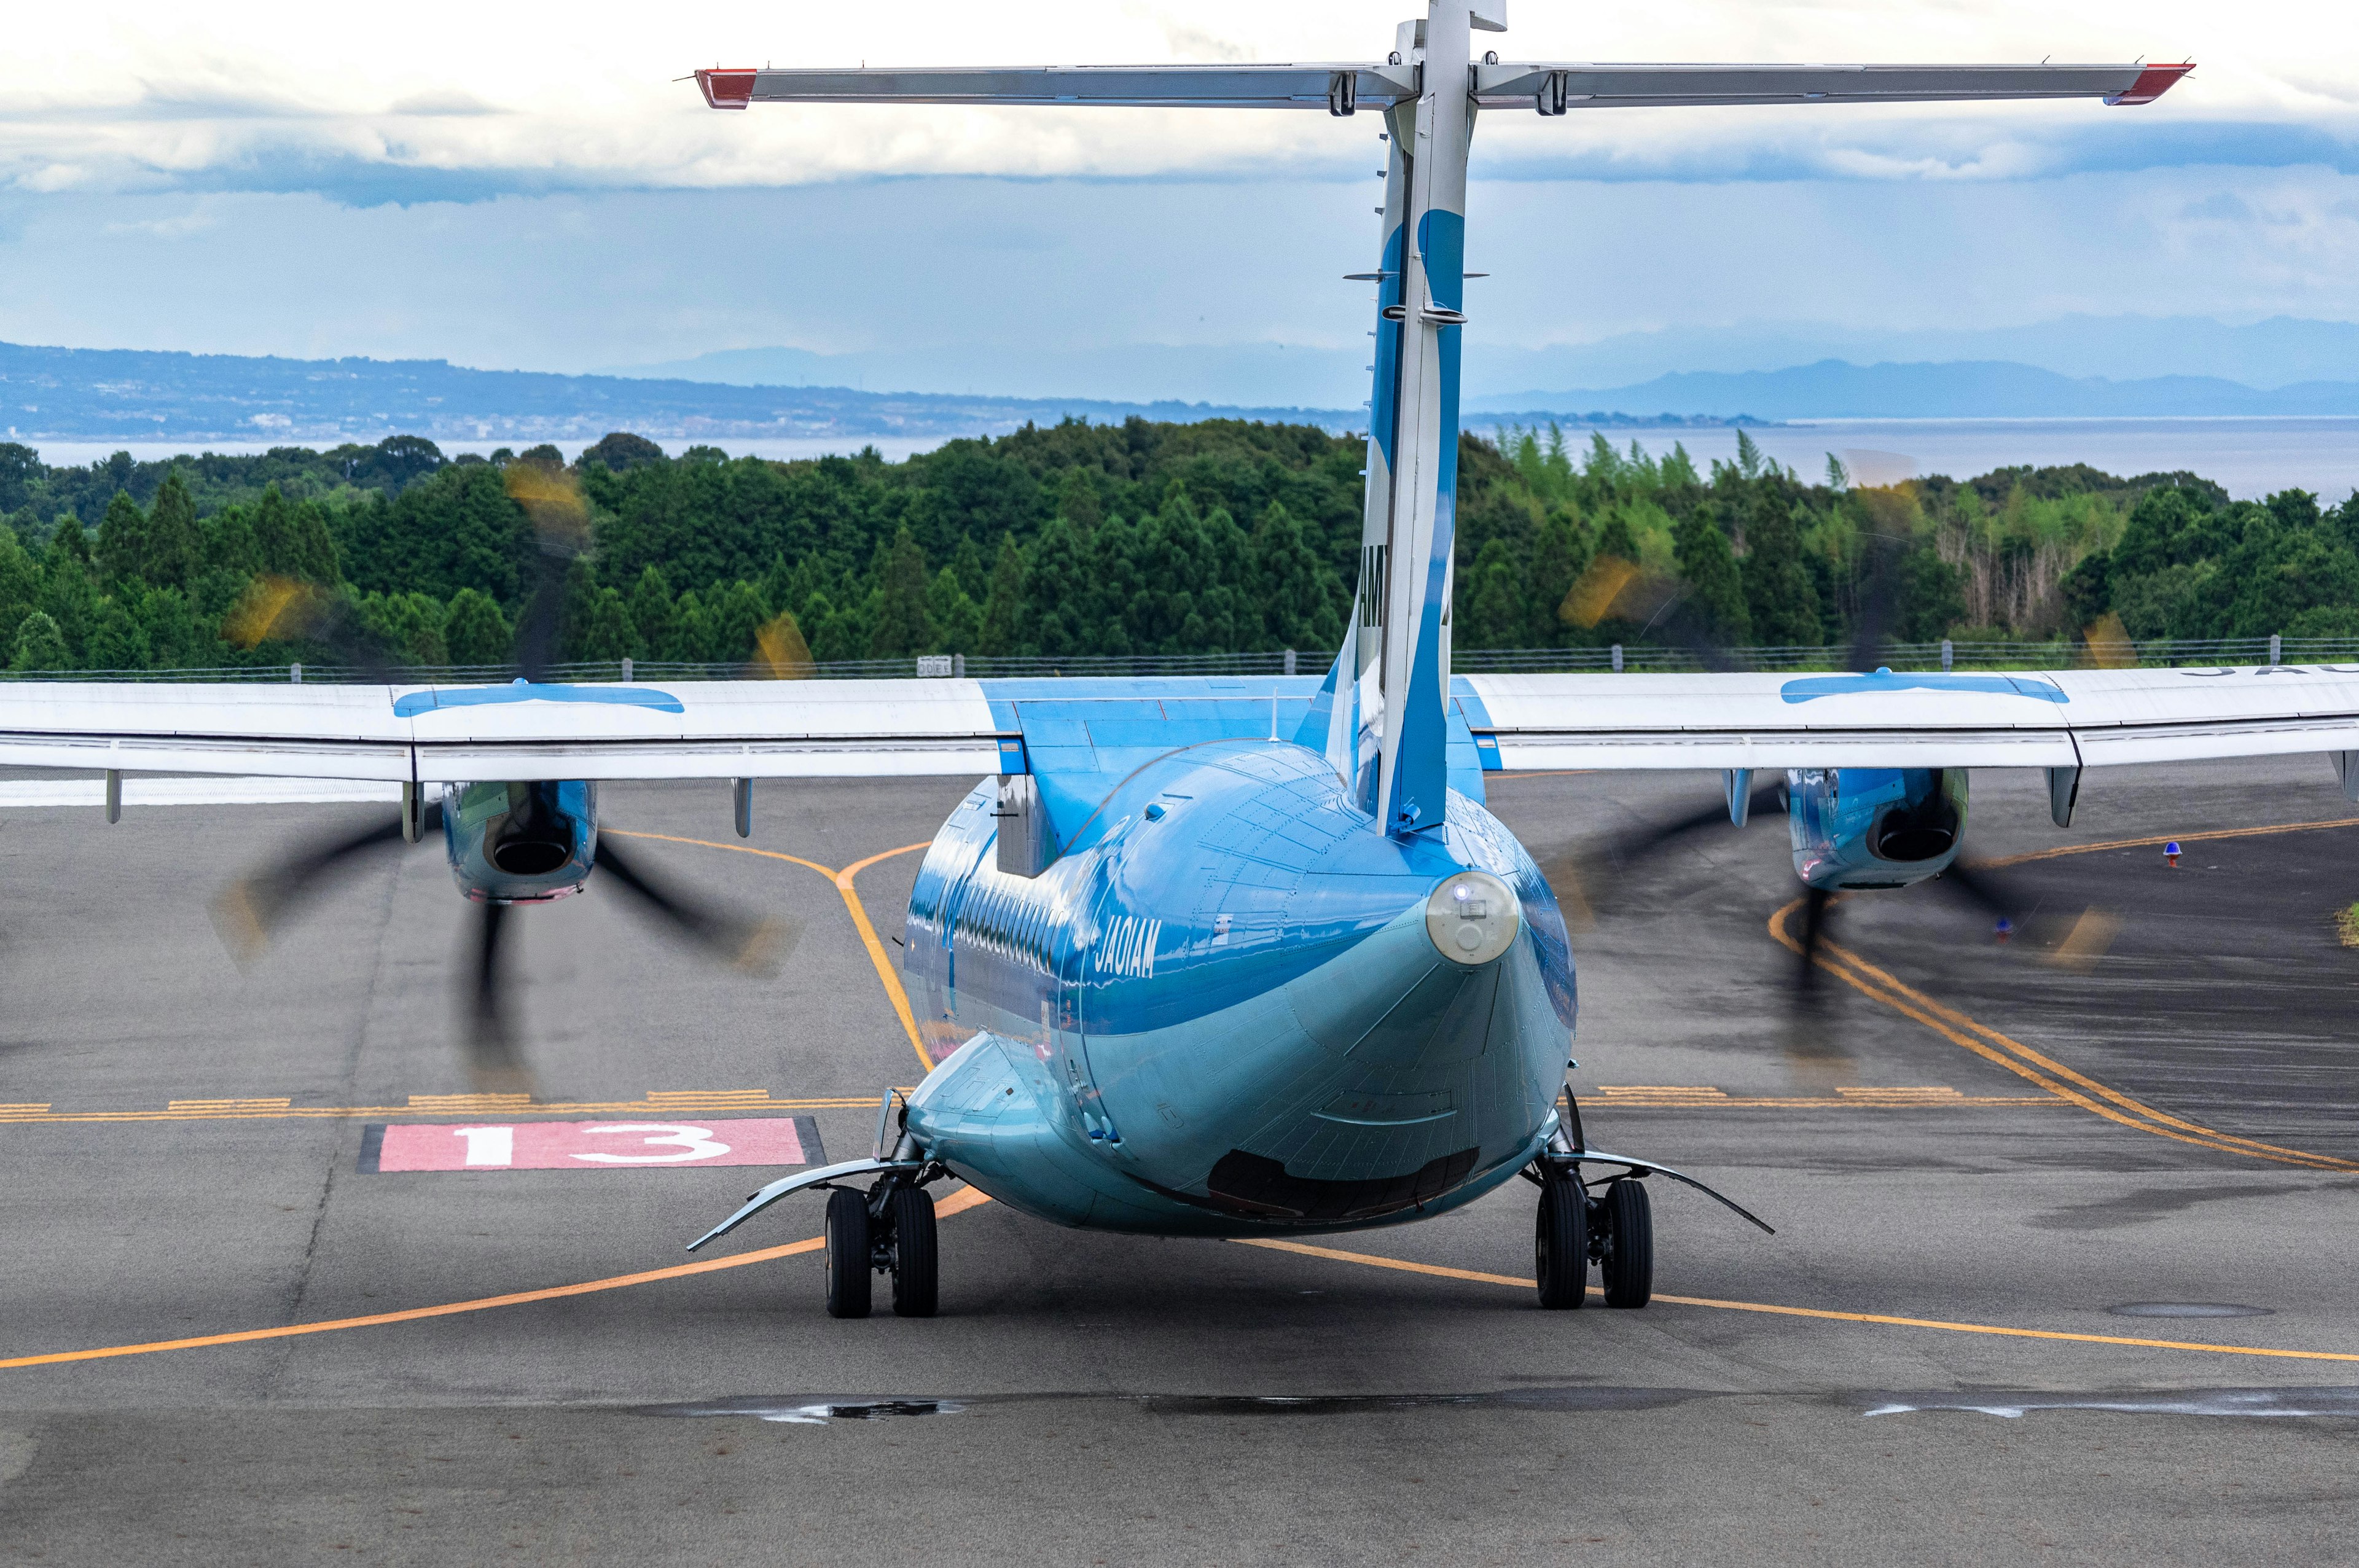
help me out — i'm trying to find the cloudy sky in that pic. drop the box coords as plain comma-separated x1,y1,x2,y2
4,1,2355,403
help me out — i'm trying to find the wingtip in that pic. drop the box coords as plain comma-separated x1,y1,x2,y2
695,68,759,110
2107,63,2193,106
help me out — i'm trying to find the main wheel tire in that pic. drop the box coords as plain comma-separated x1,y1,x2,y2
1600,1179,1654,1309
824,1188,873,1319
888,1185,939,1318
1535,1172,1589,1309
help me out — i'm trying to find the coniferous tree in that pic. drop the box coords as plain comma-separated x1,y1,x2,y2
1672,509,1751,646
252,485,295,575
1129,491,1209,653
868,529,934,657
627,566,674,653
144,472,200,588
444,588,514,666
1527,507,1592,646
84,598,151,671
708,580,771,664
93,492,147,587
1025,517,1089,658
575,588,640,662
1081,513,1141,657
205,502,259,578
39,549,95,658
1463,538,1524,649
1248,501,1339,653
136,588,201,669
1594,510,1638,564
0,523,39,652
977,534,1028,656
1055,467,1102,528
927,568,980,654
1741,497,1821,646
664,588,709,662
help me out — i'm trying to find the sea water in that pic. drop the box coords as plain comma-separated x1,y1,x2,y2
23,418,2359,502
1508,417,2359,503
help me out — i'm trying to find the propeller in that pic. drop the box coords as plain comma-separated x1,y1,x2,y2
214,460,790,1094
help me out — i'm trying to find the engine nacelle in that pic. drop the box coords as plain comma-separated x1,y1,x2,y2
1786,767,1966,891
443,779,599,903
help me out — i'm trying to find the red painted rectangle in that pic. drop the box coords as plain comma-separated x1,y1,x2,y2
360,1117,818,1173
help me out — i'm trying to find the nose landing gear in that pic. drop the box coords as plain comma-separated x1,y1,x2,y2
1525,1095,1773,1311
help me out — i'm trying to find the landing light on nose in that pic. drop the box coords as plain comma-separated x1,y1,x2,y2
1425,870,1521,967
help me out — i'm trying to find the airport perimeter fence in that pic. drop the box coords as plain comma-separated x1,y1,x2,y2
0,634,2348,684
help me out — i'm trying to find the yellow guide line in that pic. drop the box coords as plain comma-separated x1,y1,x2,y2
1238,1236,2359,1364
1764,814,2359,1172
0,1187,993,1370
603,830,934,1072
1984,814,2359,868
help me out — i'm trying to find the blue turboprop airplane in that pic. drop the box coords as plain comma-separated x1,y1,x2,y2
14,6,2329,1324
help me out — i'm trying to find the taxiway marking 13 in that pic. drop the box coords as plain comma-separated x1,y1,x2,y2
358,1115,823,1172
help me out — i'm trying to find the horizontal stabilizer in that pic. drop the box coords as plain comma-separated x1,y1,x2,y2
695,63,1417,112
1472,61,2191,110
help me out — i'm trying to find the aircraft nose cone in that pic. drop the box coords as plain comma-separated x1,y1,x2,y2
1425,869,1521,967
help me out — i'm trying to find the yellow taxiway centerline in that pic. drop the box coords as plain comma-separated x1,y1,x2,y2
1235,1236,2359,1365
605,829,934,1072
14,1184,2353,1374
0,1187,994,1370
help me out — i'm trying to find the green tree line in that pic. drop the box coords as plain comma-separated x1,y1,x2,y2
0,422,2335,674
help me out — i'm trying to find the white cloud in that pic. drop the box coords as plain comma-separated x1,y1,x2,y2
0,1,2349,200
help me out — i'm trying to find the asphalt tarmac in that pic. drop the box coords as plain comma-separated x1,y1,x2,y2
2,756,2358,1565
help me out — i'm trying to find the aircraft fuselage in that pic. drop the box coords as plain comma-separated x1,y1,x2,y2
900,738,1578,1237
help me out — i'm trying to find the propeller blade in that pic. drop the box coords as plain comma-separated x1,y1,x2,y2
1847,539,1899,674
222,576,413,683
210,805,440,962
504,462,590,681
466,900,533,1096
592,839,796,973
1538,781,1786,913
1931,859,2021,922
1793,884,1831,993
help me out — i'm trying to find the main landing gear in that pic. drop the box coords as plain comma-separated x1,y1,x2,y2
1526,1093,1774,1311
824,1179,939,1319
1532,1166,1653,1309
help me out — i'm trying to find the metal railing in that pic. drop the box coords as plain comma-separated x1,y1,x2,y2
0,636,2342,683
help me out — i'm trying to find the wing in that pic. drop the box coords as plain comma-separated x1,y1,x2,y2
1457,666,2359,773
695,63,1417,112
10,663,2337,787
0,680,1010,782
1471,61,2191,111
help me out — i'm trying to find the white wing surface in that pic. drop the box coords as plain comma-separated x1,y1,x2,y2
4,665,2347,786
0,681,1006,783
1460,666,2359,772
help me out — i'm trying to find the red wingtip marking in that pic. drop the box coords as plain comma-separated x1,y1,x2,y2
695,68,759,110
2107,63,2193,107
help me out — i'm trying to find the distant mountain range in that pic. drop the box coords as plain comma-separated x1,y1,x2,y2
0,341,1360,446
12,336,2359,449
0,341,1750,446
1467,360,2359,421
